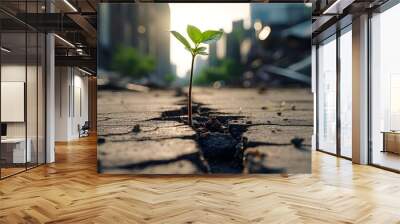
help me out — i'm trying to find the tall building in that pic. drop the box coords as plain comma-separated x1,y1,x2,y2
194,56,208,75
250,4,309,26
99,4,171,81
225,20,244,63
208,42,218,67
225,20,253,65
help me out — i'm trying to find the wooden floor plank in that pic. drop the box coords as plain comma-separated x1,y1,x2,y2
0,135,399,223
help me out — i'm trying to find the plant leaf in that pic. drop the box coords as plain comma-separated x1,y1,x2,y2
187,25,203,44
201,30,223,44
196,46,207,52
171,31,191,50
197,51,208,55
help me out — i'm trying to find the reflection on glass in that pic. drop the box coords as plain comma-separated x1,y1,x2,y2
371,4,400,171
318,37,337,154
340,29,352,158
0,1,47,179
1,31,27,177
27,31,39,169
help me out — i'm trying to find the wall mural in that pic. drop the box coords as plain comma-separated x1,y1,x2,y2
97,3,313,174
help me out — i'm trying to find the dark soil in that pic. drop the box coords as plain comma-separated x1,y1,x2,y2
155,103,248,173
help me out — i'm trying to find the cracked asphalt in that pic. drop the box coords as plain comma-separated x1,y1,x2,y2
97,87,312,174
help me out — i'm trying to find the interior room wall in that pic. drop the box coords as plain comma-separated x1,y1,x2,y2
1,64,26,138
1,63,44,164
55,67,89,141
71,72,89,138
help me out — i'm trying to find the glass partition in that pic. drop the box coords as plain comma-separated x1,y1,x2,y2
339,28,352,158
0,2,46,179
370,4,400,171
1,31,28,177
317,36,337,154
27,30,38,169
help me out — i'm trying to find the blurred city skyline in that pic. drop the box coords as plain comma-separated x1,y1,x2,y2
98,3,312,88
169,3,251,76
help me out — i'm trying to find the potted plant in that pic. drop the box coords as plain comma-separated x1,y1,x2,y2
171,25,223,126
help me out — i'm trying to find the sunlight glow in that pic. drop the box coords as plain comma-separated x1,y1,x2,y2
254,20,262,31
169,3,250,77
258,26,271,40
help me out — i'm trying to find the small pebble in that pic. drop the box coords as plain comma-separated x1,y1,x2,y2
277,112,282,116
291,105,296,110
97,138,106,144
258,86,267,94
261,106,268,110
132,124,141,133
291,137,304,148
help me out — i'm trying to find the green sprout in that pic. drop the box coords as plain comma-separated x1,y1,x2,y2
171,25,223,126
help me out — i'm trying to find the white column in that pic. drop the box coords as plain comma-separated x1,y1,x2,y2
352,14,369,164
46,1,56,163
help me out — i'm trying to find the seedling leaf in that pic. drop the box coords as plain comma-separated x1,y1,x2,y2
187,25,203,44
171,31,191,50
201,30,223,44
196,47,207,52
197,51,208,55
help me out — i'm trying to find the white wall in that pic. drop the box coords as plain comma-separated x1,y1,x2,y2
55,67,89,141
1,65,28,138
1,63,46,164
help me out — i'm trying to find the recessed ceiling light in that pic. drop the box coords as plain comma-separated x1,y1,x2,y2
323,0,342,15
78,67,93,76
63,0,78,12
54,34,75,48
1,47,11,53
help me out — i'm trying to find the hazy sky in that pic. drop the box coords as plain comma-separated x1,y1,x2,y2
169,3,250,77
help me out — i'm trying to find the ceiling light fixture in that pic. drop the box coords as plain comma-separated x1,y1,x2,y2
322,0,342,15
1,47,11,53
63,0,78,12
54,34,75,48
78,67,93,76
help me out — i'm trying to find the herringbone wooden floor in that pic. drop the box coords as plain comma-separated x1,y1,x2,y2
0,135,399,224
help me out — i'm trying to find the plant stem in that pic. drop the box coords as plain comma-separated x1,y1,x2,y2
188,54,196,126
